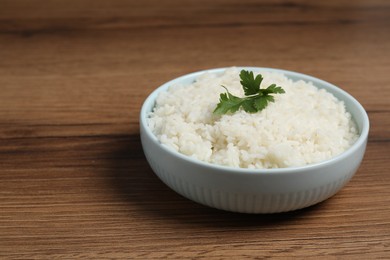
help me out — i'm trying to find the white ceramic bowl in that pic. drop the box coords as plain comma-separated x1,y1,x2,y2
140,67,369,214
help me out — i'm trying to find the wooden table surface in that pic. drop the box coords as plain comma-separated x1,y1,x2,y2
1,0,389,259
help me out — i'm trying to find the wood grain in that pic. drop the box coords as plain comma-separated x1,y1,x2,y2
0,0,389,258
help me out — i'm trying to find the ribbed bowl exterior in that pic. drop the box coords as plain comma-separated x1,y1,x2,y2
144,148,356,213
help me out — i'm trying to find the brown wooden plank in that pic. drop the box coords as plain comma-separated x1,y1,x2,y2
0,0,389,258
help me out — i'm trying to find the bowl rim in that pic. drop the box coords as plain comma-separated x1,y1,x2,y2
140,67,369,176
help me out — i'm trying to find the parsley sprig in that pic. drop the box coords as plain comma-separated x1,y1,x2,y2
213,70,285,115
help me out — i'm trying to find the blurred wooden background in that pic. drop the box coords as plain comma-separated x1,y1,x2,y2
1,0,389,258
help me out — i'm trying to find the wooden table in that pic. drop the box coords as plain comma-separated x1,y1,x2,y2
1,0,389,258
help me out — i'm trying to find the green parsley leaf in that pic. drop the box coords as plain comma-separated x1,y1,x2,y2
213,87,245,115
240,70,263,96
241,97,257,113
265,84,285,94
213,70,285,115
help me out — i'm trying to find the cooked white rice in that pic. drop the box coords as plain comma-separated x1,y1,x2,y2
148,68,358,169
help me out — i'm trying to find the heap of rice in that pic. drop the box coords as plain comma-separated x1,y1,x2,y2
148,68,358,169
